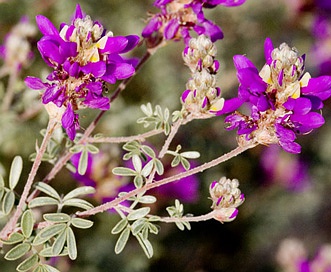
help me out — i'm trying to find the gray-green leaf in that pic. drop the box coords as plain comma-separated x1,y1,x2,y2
52,229,66,256
66,227,77,260
4,242,31,260
43,213,71,223
112,167,136,176
136,234,153,258
63,186,95,201
16,253,38,272
33,224,66,245
3,190,15,215
28,197,59,208
78,149,88,175
114,227,130,254
9,156,23,190
180,151,200,159
42,264,61,272
127,207,150,221
35,182,60,200
1,232,24,245
21,210,34,238
71,218,94,229
111,218,128,234
138,195,157,204
62,198,94,210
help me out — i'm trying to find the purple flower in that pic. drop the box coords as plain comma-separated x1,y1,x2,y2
25,4,139,140
142,0,246,46
223,38,331,153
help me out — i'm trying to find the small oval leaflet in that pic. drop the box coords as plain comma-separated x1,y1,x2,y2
111,218,128,234
35,182,61,200
4,242,31,261
66,227,77,260
71,218,94,229
2,190,15,215
28,196,59,208
127,207,150,221
43,213,71,223
9,156,23,190
16,253,39,272
52,228,66,256
21,209,34,238
114,227,130,254
63,186,95,201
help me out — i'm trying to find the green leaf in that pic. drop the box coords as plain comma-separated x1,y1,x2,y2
39,246,68,258
0,175,4,187
69,145,84,154
9,156,23,190
181,157,190,170
1,232,24,245
138,195,157,204
154,159,164,175
127,207,150,221
148,222,159,234
28,197,59,208
33,224,66,245
131,218,147,236
78,149,88,175
132,155,142,172
43,213,71,223
141,160,154,177
111,218,128,234
114,227,130,254
66,227,77,260
17,253,39,272
62,198,94,210
33,265,46,272
136,234,153,258
141,145,155,158
70,218,94,229
133,175,144,188
86,144,99,154
52,229,66,256
3,190,15,215
21,210,34,238
171,156,181,167
35,182,60,200
112,167,136,176
140,103,153,116
180,151,200,159
63,186,95,201
4,242,31,260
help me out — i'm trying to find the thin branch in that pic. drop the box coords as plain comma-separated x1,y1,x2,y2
1,70,18,112
0,119,58,239
86,128,163,144
77,142,257,217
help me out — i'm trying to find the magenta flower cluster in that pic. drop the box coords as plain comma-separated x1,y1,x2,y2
25,5,139,140
142,0,246,46
221,38,331,153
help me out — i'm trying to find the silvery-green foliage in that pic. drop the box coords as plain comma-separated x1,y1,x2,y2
69,143,99,175
166,145,200,170
137,103,171,135
166,199,191,231
0,156,23,217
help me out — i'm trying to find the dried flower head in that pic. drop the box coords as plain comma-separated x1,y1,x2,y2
25,4,139,140
181,35,224,116
209,177,244,222
223,38,331,153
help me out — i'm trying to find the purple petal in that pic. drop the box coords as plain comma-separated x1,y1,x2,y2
181,89,191,103
84,95,110,110
301,76,331,100
279,140,301,154
275,123,296,141
233,55,258,71
216,97,243,115
113,62,135,80
85,82,103,95
199,20,224,42
25,76,46,90
164,18,179,40
81,61,106,78
42,86,62,104
99,36,128,54
283,97,312,115
62,103,74,129
207,0,246,7
36,15,59,36
120,35,140,53
73,4,84,20
142,16,163,38
291,112,325,129
264,37,274,65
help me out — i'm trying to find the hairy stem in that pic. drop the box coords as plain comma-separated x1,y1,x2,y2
1,70,18,112
0,119,58,239
77,142,257,217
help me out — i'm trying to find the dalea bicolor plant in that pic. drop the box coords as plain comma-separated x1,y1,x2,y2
0,1,331,271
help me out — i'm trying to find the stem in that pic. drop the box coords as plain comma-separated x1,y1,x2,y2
1,70,18,112
0,119,58,239
158,119,181,158
86,128,163,144
77,142,257,217
159,211,215,223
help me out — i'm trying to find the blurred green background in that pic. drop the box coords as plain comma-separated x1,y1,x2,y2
1,0,331,271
